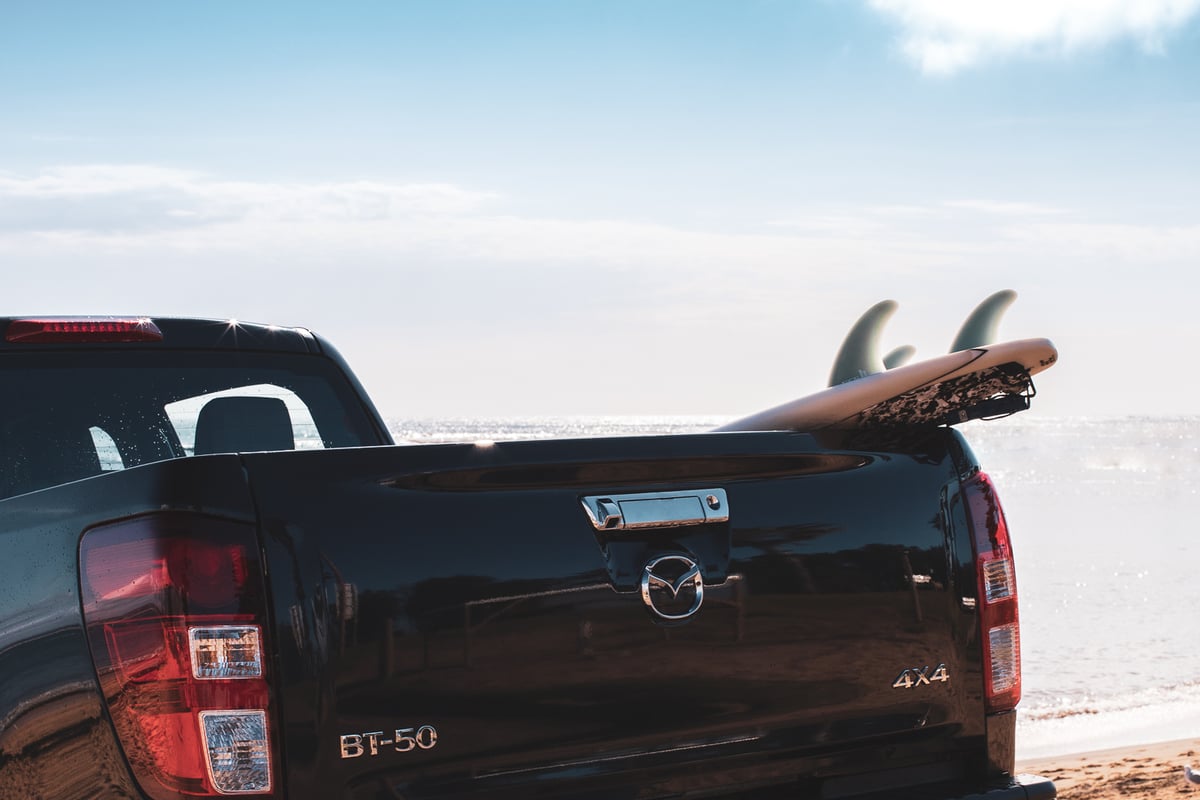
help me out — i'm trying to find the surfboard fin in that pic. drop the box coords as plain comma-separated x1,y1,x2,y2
883,345,916,370
828,300,899,386
950,289,1017,352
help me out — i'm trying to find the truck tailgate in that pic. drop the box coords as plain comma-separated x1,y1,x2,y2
246,430,986,799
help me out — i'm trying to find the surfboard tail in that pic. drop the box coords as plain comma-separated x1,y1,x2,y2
720,337,1056,433
727,287,1056,434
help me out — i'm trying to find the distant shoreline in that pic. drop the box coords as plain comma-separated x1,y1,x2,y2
1016,691,1200,762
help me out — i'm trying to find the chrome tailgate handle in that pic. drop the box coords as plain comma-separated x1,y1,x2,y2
581,489,728,531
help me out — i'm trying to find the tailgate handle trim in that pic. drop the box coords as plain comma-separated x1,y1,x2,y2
581,489,728,531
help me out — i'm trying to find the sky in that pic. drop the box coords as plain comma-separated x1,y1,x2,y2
3,1,1199,420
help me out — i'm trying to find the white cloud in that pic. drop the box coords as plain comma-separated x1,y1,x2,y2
866,0,1200,73
0,164,206,197
1006,219,1200,262
9,170,1192,290
0,164,943,281
4,169,1198,416
945,200,1068,216
0,165,499,233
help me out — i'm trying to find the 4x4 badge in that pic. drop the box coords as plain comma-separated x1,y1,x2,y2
892,664,950,689
641,555,704,621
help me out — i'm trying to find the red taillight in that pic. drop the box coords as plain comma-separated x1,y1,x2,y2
964,471,1021,714
6,317,163,343
80,513,275,798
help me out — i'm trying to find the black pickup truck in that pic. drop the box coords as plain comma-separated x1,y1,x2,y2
0,316,1055,799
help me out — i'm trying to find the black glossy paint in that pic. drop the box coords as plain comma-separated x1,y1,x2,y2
0,323,1050,799
243,428,1000,799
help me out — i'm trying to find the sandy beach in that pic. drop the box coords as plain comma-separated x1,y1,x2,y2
1017,738,1200,799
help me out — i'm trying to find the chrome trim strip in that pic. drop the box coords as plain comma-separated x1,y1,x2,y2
477,733,763,778
463,583,614,608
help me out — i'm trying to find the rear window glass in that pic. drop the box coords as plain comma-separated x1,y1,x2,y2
0,350,383,500
89,426,125,471
165,383,325,455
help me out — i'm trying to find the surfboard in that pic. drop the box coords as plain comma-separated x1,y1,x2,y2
716,337,1057,433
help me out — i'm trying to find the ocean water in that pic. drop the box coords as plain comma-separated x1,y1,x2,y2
963,416,1200,758
386,415,1200,759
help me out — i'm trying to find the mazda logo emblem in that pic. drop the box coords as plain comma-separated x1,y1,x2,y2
641,554,704,621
